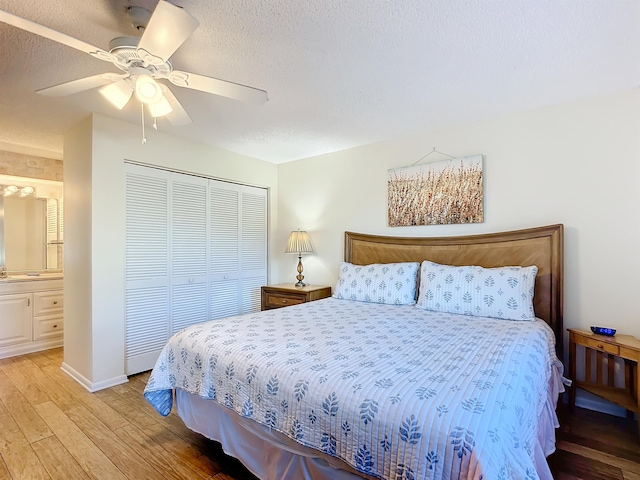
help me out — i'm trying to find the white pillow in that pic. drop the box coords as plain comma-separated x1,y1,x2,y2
415,260,538,321
333,262,420,305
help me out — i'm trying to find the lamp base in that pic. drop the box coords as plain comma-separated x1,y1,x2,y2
294,255,306,287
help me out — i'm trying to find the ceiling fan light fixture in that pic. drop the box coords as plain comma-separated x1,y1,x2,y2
99,79,133,109
148,95,173,118
0,2,268,145
135,74,162,105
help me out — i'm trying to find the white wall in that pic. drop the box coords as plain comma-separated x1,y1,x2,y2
63,114,279,389
277,89,640,354
63,116,93,382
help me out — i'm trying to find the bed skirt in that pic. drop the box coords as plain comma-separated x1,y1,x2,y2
176,384,562,480
176,389,374,480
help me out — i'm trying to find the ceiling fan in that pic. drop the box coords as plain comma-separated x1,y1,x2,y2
0,1,268,129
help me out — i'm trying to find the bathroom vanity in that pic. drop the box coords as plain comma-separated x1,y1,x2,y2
0,174,64,358
0,276,63,358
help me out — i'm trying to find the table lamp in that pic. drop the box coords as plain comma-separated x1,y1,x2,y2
285,230,314,287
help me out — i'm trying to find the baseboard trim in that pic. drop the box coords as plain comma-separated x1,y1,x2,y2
60,362,128,392
0,338,63,359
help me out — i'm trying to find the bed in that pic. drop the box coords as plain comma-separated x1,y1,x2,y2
145,224,565,480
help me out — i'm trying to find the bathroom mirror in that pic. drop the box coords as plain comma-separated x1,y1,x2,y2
0,175,63,273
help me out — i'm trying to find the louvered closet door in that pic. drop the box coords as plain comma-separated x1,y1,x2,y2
170,173,209,335
210,182,241,320
125,165,269,375
240,186,267,313
209,182,267,317
125,165,170,375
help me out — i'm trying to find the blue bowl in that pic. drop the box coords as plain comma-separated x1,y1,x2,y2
590,326,616,337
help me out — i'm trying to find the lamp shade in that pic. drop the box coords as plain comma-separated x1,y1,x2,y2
285,230,314,254
148,95,173,117
135,74,163,105
99,79,134,110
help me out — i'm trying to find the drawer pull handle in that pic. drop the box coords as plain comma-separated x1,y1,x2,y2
53,301,58,305
597,344,604,349
282,299,287,303
53,324,58,328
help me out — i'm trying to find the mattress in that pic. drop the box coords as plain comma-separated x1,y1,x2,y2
145,297,564,480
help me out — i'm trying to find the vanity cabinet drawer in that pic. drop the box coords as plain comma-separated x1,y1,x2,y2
33,314,63,341
33,291,63,316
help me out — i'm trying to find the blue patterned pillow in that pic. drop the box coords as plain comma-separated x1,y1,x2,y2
333,262,420,305
415,260,538,321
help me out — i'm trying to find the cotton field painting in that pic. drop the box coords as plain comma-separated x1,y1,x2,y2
388,155,484,226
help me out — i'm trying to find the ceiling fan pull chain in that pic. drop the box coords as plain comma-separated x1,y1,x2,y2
141,102,147,144
153,116,158,130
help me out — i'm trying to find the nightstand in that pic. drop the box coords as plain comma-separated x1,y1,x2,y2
567,328,640,440
261,284,332,311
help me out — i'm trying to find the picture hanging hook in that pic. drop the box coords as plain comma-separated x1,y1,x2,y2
411,147,456,166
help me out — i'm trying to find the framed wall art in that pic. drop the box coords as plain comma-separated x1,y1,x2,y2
388,154,484,226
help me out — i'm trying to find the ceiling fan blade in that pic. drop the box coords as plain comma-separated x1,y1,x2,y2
37,73,124,97
0,9,114,62
161,86,192,126
169,71,268,105
136,1,199,66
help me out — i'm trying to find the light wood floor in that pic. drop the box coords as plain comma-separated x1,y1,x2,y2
0,347,638,479
0,348,256,480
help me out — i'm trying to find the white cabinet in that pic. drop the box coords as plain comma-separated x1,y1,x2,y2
0,279,63,358
0,294,32,347
124,164,268,375
33,313,63,341
33,290,63,316
33,290,64,341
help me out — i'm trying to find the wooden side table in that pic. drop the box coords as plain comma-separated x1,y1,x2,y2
261,284,332,311
567,328,640,440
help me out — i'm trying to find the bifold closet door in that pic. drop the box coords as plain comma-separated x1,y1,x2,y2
125,165,170,375
210,183,240,319
209,182,267,318
170,175,208,335
240,187,267,313
125,164,268,375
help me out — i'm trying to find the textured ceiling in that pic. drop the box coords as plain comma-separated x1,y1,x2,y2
0,0,638,163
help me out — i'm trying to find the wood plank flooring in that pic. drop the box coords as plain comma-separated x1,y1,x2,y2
0,348,257,480
550,403,640,480
0,347,638,479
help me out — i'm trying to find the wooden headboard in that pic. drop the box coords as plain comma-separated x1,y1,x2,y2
345,224,564,355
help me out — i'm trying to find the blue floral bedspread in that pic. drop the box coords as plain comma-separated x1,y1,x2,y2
144,298,563,480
